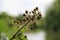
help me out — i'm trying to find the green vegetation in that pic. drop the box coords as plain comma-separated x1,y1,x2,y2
45,0,60,40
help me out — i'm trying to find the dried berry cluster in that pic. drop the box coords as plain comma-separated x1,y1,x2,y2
13,7,42,28
11,7,42,40
23,7,42,25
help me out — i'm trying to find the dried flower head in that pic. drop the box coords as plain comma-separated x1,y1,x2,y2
32,11,34,14
17,21,19,24
37,16,40,20
36,7,38,11
24,35,27,38
25,10,28,14
34,9,36,12
26,17,29,20
10,7,42,40
23,14,26,16
39,14,41,16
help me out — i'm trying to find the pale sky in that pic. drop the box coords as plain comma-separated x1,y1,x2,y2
0,0,54,17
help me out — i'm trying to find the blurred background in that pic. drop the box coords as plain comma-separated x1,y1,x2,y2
0,0,60,40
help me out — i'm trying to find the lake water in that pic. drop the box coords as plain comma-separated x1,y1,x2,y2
25,31,45,40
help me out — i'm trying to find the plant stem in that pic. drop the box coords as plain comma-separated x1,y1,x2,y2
10,19,31,40
10,13,39,40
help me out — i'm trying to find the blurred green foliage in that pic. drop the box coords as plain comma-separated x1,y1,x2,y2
0,12,27,40
45,0,60,40
46,0,60,31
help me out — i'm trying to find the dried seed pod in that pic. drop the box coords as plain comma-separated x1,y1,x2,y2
25,10,28,14
17,21,19,24
26,17,29,20
37,16,40,20
24,35,27,38
23,14,26,16
39,13,41,17
16,20,20,24
34,9,36,12
32,11,34,14
36,7,38,11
